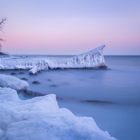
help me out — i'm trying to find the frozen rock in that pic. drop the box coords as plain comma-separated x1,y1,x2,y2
29,62,49,75
0,87,116,140
0,74,29,90
29,65,40,75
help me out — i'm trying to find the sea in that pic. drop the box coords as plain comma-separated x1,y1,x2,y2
0,55,140,140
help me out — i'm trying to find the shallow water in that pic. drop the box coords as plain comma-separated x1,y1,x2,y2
0,56,140,140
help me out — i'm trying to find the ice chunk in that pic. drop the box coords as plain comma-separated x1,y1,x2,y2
0,87,116,140
29,62,49,75
0,74,29,90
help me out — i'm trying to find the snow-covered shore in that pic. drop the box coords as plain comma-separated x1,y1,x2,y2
0,74,116,140
0,45,107,74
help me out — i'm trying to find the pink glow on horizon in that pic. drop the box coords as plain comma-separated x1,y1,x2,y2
2,16,140,55
1,0,140,54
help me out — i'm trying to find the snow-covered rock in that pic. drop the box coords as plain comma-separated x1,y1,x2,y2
0,87,116,140
0,45,107,74
29,65,40,75
0,74,29,90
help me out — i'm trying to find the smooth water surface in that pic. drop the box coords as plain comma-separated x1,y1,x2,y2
0,56,140,140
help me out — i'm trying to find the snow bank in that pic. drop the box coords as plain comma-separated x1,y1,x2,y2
0,74,29,90
0,45,107,74
0,87,116,140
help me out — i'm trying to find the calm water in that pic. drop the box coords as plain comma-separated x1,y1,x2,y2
0,56,140,140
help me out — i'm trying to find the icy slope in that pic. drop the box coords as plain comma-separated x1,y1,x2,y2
0,87,116,140
0,45,106,74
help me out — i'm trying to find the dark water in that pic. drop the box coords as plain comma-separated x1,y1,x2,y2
0,56,140,140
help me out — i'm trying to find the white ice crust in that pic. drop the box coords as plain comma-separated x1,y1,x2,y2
0,45,106,74
0,86,116,140
0,74,29,90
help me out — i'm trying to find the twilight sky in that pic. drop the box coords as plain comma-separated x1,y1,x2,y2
0,0,140,55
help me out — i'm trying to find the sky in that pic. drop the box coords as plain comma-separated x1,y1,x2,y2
0,0,140,55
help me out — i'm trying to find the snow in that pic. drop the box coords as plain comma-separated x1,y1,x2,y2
0,86,116,140
0,45,107,74
0,74,29,90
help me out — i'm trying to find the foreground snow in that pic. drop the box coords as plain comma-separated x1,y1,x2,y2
0,74,29,90
0,45,106,74
0,87,116,140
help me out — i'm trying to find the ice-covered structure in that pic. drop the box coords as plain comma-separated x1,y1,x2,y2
0,45,106,74
0,74,29,90
0,86,116,140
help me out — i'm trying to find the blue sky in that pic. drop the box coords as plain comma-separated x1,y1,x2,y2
0,0,140,54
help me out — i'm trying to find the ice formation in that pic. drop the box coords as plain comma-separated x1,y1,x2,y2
0,45,106,74
0,74,29,90
0,86,116,140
